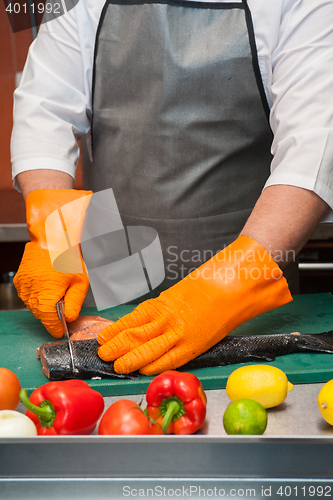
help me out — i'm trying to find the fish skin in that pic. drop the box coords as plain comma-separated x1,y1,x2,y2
38,339,140,380
38,331,333,380
183,331,333,370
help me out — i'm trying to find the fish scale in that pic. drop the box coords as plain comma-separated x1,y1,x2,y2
38,339,140,380
184,331,333,369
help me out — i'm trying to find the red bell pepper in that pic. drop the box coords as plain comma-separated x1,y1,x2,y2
146,371,207,435
19,380,104,435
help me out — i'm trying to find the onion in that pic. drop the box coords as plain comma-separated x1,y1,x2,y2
0,410,37,437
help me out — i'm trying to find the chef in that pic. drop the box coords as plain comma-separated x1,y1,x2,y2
11,0,333,375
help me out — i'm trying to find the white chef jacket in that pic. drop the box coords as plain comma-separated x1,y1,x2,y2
11,0,333,216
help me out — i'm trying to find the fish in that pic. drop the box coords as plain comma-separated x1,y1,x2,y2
183,331,333,369
37,339,140,380
68,315,114,341
37,330,333,381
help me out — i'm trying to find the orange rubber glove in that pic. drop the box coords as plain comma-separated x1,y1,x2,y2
14,189,92,338
98,236,293,375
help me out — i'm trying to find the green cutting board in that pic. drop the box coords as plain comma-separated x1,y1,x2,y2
1,293,333,396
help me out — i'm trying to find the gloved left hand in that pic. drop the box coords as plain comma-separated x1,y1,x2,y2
97,236,293,375
14,189,92,338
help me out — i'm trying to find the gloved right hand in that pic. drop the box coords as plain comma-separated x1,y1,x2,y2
98,236,293,375
14,189,92,338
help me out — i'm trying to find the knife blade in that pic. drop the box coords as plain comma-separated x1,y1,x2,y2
56,299,78,374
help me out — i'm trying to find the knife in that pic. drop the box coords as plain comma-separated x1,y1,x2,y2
56,299,78,374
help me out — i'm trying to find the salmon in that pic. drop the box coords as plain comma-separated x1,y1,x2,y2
38,330,333,380
183,330,333,369
37,339,139,380
68,315,114,341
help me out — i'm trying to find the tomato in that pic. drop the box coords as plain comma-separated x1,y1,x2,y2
0,368,21,411
98,399,163,435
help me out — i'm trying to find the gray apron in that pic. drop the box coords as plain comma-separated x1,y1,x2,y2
83,0,299,302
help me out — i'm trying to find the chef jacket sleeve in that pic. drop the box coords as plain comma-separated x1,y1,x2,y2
265,0,333,212
10,4,93,190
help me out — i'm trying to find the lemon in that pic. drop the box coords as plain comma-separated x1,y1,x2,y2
226,364,294,409
318,380,333,425
223,398,267,435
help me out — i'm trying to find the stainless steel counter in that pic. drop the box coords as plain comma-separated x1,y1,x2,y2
0,190,28,242
0,223,29,242
100,383,332,437
10,383,331,437
1,384,333,499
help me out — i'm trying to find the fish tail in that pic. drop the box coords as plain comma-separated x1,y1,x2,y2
297,331,333,353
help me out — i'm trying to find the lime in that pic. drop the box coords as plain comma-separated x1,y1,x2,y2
226,365,293,409
223,398,267,435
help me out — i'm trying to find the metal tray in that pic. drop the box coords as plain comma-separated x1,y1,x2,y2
1,436,333,499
